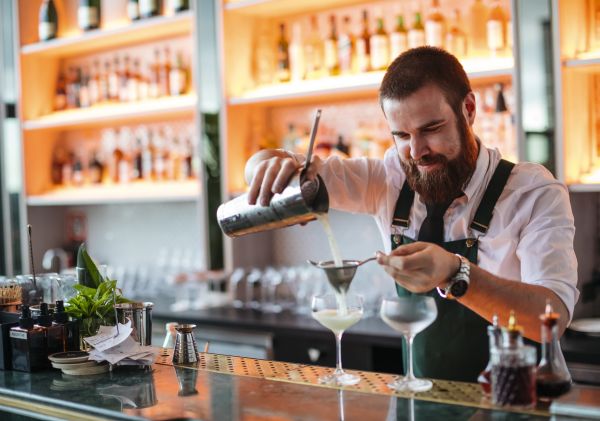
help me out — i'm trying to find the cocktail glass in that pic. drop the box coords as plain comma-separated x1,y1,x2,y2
380,295,438,392
311,293,363,386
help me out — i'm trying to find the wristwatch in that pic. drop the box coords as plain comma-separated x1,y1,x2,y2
437,254,470,299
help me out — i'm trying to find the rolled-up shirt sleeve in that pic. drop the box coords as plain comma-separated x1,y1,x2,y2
516,177,579,322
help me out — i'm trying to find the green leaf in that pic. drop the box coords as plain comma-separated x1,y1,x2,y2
77,243,102,288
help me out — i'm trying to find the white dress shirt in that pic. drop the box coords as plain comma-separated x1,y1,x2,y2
308,145,579,320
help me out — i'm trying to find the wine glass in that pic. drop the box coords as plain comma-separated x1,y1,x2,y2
380,295,438,392
311,293,363,386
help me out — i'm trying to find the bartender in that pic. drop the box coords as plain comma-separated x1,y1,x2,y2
244,46,579,382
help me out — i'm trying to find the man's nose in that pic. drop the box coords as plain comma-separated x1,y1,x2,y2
410,136,428,161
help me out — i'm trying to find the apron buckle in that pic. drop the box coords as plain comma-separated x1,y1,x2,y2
466,238,477,248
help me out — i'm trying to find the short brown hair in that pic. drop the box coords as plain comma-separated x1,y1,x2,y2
379,47,471,112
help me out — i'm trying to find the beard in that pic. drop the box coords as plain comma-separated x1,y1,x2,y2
399,116,478,205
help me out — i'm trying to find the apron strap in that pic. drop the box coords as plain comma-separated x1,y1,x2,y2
470,159,515,234
391,180,415,228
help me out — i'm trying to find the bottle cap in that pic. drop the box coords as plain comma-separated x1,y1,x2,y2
19,305,34,330
54,300,69,324
540,300,560,326
37,302,53,327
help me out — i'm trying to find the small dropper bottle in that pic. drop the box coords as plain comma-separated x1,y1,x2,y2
9,305,47,371
54,300,80,351
36,302,63,357
536,301,572,399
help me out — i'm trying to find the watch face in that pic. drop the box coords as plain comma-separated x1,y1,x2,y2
450,279,468,298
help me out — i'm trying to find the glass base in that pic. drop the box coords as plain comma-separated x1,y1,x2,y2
319,370,361,386
388,377,433,392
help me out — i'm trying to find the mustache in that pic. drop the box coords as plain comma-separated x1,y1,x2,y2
409,154,448,167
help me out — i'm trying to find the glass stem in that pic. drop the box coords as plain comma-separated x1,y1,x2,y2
335,331,344,374
405,335,415,381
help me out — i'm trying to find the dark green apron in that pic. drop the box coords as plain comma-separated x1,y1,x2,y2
391,159,514,382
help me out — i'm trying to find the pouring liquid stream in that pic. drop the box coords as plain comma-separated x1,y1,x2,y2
317,214,348,315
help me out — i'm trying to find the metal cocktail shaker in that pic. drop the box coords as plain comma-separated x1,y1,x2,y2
217,172,329,237
115,302,153,346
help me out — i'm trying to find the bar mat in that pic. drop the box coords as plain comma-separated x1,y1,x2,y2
156,349,549,417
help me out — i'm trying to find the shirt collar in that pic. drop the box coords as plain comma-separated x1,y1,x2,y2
462,140,490,202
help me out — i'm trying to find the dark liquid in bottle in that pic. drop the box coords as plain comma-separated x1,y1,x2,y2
478,369,491,395
492,365,536,407
536,377,571,399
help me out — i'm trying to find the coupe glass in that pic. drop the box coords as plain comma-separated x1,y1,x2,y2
380,295,438,392
311,293,363,386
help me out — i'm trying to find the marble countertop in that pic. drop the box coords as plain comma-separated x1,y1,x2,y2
0,352,563,421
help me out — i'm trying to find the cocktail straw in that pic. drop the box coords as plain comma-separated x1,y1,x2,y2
27,224,36,288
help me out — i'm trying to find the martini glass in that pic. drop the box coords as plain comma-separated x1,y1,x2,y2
311,293,363,386
380,295,437,392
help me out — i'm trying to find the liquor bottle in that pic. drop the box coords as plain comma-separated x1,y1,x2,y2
88,151,104,184
79,67,90,108
304,16,324,79
118,55,130,102
468,0,489,57
72,154,84,185
108,57,120,101
78,0,101,31
408,12,426,49
536,302,572,399
88,60,101,105
38,0,58,42
139,0,161,18
389,14,408,62
160,46,172,96
478,314,501,396
10,306,47,372
128,0,140,22
169,51,187,95
53,300,80,352
289,22,305,82
425,0,446,48
370,15,389,71
35,303,64,356
140,131,153,181
446,9,467,58
150,49,161,98
487,0,507,55
276,23,291,83
337,16,355,74
54,73,67,111
126,55,139,101
355,10,371,73
172,0,189,13
324,15,340,76
136,59,149,100
589,0,600,52
282,123,300,151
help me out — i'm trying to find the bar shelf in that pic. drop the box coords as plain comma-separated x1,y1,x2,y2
26,180,200,206
21,11,192,59
228,57,514,106
23,94,197,131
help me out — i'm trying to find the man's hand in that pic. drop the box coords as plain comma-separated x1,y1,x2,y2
245,150,301,206
376,242,461,293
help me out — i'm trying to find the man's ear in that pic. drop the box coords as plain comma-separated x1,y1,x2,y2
462,92,476,126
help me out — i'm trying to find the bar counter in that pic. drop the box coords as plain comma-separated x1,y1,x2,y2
0,349,595,420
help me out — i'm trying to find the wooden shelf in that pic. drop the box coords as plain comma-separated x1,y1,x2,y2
223,0,366,16
26,180,200,206
564,55,600,69
21,12,192,58
228,57,514,106
23,94,197,131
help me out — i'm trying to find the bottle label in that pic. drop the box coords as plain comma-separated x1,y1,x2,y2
10,330,27,340
370,35,389,70
78,7,99,29
169,70,183,95
487,20,504,51
337,35,353,73
355,39,370,72
425,21,444,47
128,2,139,20
38,22,56,41
139,0,157,16
324,39,338,71
408,29,425,49
390,32,408,60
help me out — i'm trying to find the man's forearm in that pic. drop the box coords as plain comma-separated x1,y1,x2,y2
459,264,569,342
